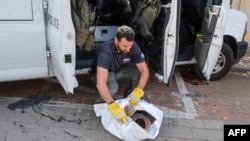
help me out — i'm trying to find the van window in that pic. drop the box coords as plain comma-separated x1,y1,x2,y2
0,0,33,20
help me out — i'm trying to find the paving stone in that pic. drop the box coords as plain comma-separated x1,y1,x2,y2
165,117,177,126
159,125,193,139
199,119,221,130
175,118,202,128
192,128,223,141
216,121,225,130
161,117,170,126
164,138,194,141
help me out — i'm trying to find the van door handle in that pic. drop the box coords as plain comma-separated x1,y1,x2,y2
168,33,174,39
213,34,219,39
65,54,72,63
168,33,173,37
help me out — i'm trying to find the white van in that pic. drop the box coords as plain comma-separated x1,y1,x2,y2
0,0,248,94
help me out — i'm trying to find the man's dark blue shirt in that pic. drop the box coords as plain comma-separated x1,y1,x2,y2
92,38,145,73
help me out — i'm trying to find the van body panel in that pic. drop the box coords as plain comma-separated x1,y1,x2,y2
224,9,247,42
0,0,48,81
0,0,33,20
47,0,78,94
1,68,49,81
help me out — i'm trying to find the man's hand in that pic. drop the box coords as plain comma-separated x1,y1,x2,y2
107,102,128,123
128,88,144,106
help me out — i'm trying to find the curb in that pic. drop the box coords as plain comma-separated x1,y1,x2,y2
231,62,250,73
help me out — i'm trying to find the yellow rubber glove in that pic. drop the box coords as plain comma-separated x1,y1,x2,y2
107,102,128,123
128,88,144,106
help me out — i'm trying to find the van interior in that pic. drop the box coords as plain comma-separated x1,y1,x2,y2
74,0,220,75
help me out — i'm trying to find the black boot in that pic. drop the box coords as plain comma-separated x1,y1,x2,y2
123,79,138,98
123,85,134,98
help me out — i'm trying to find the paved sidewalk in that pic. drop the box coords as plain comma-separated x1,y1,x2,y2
0,97,227,141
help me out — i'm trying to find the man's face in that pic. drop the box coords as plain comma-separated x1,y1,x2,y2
115,37,133,54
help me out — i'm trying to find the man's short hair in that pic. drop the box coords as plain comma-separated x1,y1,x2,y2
116,25,135,42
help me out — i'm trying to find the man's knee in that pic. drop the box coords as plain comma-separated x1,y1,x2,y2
109,88,118,95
